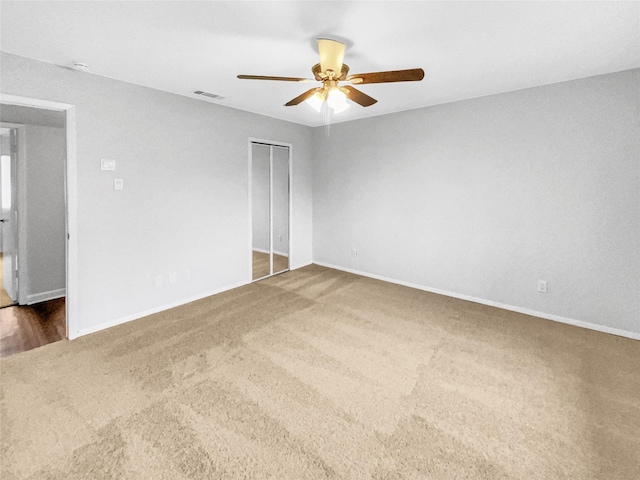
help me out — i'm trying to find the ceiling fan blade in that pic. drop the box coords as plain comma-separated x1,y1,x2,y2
237,75,312,82
285,88,322,106
347,68,425,84
317,38,345,76
343,86,377,107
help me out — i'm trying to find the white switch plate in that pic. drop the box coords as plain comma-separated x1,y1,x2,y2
101,159,116,171
537,280,547,293
114,179,124,190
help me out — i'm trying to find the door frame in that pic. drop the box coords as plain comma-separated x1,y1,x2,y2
0,94,78,339
248,137,292,282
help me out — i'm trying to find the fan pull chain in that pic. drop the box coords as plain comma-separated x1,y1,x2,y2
324,102,331,136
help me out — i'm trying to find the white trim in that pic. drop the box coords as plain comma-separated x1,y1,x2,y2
0,94,72,112
269,145,274,276
247,140,253,281
314,261,640,341
288,144,294,272
0,94,78,340
26,288,65,305
77,280,248,338
248,137,292,149
290,261,313,271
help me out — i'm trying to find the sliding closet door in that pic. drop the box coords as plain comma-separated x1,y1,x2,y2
251,143,271,280
271,146,289,274
251,142,290,281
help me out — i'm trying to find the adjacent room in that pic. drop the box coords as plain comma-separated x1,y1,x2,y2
0,2,638,478
0,105,67,357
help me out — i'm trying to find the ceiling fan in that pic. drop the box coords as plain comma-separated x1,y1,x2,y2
238,38,425,113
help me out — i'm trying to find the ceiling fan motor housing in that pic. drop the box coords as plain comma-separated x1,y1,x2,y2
312,63,350,81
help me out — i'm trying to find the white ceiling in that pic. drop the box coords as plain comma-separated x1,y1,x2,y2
1,1,638,127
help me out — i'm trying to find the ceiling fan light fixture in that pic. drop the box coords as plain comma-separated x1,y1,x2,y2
331,100,350,114
305,91,325,112
327,87,348,110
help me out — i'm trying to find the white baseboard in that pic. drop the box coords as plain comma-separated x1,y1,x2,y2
313,261,640,341
252,247,269,254
290,261,313,271
76,280,249,338
25,288,66,305
77,262,318,339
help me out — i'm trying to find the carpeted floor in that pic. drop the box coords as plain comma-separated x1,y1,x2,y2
1,265,639,479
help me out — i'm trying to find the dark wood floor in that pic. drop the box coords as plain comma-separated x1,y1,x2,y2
0,297,66,358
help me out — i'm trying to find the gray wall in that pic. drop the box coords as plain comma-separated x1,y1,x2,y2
1,52,313,335
0,104,65,128
2,51,637,339
23,125,66,301
313,69,640,336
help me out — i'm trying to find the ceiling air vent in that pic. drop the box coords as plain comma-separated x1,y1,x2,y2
193,90,225,101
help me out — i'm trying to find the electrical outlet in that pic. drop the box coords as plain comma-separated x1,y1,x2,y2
351,248,358,257
537,280,547,293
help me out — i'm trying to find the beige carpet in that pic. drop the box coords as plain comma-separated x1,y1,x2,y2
1,265,639,479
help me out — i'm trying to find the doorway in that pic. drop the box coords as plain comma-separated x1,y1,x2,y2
0,127,19,307
0,104,68,357
250,140,291,281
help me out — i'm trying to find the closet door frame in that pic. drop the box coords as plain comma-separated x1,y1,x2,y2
248,138,292,282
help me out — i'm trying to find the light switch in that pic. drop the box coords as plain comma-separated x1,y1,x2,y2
114,178,124,190
101,159,116,171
